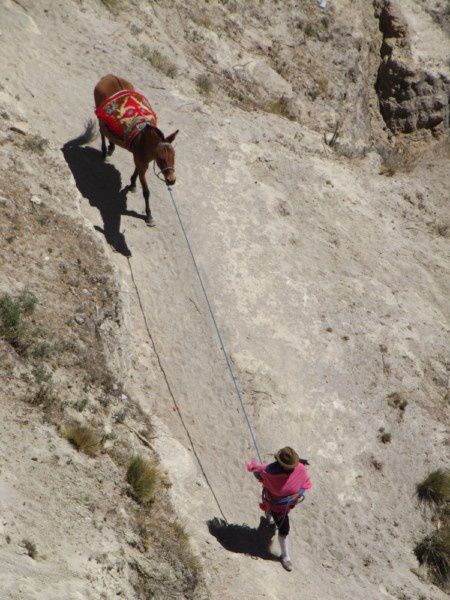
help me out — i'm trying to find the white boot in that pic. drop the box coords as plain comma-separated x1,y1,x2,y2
278,534,292,571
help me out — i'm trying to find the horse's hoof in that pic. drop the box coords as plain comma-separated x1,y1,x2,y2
146,217,156,227
129,185,136,193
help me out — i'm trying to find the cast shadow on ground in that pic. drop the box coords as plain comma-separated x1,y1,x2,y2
207,516,280,561
62,140,145,257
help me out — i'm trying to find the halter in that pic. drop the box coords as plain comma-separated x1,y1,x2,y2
153,160,174,182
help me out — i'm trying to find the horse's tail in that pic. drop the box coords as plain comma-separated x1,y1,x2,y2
63,118,97,149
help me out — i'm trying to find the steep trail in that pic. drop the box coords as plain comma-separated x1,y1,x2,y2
2,2,449,600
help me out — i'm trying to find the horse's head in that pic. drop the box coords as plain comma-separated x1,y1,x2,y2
155,130,179,186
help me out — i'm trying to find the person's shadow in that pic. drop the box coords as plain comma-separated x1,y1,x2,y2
207,516,279,561
62,130,145,257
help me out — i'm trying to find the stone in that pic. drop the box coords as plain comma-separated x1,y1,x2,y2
30,195,42,205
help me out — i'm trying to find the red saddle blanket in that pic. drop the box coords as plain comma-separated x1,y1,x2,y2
95,89,158,148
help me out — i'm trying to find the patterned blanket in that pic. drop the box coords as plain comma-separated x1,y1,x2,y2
95,89,158,148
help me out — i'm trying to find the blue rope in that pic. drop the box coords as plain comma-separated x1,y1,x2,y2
167,187,263,464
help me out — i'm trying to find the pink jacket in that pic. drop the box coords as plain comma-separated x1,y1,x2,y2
246,458,312,513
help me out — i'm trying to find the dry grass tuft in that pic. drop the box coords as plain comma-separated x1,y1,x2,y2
24,134,49,154
64,425,103,456
138,45,178,78
414,528,450,587
135,512,202,595
196,73,214,96
378,146,417,176
127,456,160,502
416,470,450,508
265,96,296,120
324,120,342,148
100,0,120,13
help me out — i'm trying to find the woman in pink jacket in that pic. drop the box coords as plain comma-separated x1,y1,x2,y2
247,446,312,571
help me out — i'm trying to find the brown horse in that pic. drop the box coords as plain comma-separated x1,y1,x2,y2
94,74,178,226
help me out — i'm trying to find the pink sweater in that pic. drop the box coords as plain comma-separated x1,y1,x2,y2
246,458,312,513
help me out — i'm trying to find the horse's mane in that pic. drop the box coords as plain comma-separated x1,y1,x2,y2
151,125,165,140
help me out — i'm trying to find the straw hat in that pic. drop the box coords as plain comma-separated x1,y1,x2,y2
274,446,299,471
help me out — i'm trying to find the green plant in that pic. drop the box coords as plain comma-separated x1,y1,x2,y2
32,341,53,360
32,365,52,384
0,294,24,345
305,23,315,37
416,470,450,508
75,397,88,412
414,528,450,587
127,456,159,502
64,425,103,457
196,73,213,96
22,539,37,559
138,45,178,78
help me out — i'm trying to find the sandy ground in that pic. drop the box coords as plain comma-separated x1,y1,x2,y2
1,1,449,599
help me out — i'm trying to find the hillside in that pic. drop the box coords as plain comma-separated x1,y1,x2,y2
0,1,449,599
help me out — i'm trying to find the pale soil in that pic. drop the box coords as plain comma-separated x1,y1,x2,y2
0,1,449,599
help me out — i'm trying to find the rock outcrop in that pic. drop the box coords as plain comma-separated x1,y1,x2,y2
374,0,449,133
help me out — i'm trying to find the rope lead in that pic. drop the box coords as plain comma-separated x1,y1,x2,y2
167,187,263,464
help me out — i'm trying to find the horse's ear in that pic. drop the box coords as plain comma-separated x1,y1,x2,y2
165,129,179,144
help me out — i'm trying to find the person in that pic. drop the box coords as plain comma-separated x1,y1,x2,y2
246,446,312,571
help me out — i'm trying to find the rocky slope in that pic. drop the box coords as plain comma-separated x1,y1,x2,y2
0,1,449,599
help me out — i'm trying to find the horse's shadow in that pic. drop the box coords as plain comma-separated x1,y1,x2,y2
207,516,279,561
62,142,144,257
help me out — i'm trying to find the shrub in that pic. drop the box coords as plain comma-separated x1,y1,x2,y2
32,365,52,384
380,431,392,444
64,425,103,456
416,470,450,508
127,456,159,502
18,290,37,314
414,528,450,587
0,295,23,345
196,73,213,96
74,397,88,412
32,341,53,360
138,45,178,78
29,384,56,409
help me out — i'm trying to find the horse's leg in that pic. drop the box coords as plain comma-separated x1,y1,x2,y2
138,165,155,227
107,142,115,156
130,168,138,192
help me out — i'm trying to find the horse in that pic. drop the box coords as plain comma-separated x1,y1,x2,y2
94,74,178,226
